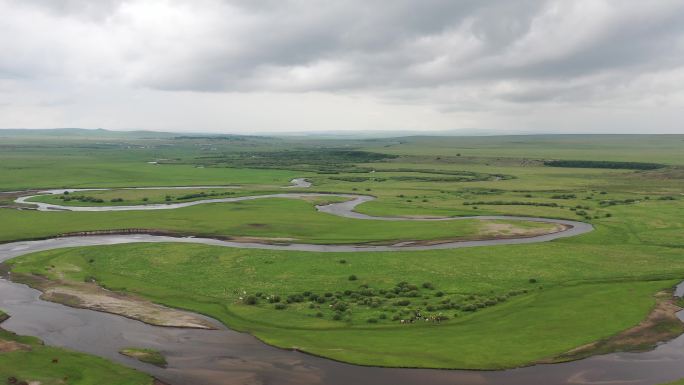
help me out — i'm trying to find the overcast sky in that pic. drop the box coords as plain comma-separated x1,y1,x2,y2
1,0,683,134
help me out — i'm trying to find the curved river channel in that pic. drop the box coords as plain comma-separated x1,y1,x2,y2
2,185,684,385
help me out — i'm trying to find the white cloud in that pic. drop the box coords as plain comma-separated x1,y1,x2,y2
0,0,683,133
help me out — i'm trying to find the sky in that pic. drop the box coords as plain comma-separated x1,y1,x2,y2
1,0,683,134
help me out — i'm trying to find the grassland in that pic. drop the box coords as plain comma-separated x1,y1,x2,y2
8,193,684,368
0,198,560,245
0,311,153,384
1,131,683,374
119,348,167,368
28,188,254,206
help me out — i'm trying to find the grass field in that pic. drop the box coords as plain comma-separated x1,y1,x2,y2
119,348,167,368
1,132,683,375
0,198,559,244
8,193,684,368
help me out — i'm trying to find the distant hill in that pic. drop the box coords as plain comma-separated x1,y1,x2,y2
0,128,176,139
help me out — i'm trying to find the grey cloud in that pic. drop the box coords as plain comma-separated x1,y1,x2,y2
1,0,684,133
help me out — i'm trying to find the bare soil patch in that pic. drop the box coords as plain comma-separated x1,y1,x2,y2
480,222,566,238
0,339,31,353
388,223,567,247
11,273,217,330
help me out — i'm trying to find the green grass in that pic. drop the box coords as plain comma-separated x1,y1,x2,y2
0,311,152,385
28,188,276,206
662,379,684,385
0,198,557,245
9,216,684,368
119,348,167,367
363,135,684,165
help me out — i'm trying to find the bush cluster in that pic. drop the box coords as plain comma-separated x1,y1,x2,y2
240,281,531,325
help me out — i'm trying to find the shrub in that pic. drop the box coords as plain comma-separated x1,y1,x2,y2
315,312,323,318
367,318,378,323
348,274,358,281
274,303,287,310
339,259,347,264
544,160,664,170
332,312,343,320
244,295,258,305
422,282,434,289
435,291,444,297
286,294,305,303
529,278,538,283
332,302,348,312
394,300,411,306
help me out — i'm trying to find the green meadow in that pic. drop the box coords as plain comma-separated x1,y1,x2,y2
0,198,557,244
1,132,683,377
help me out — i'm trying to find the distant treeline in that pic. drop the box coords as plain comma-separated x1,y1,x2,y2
329,171,513,183
463,201,560,207
175,135,270,141
380,168,514,181
176,136,247,141
194,149,398,173
329,176,478,183
544,160,665,170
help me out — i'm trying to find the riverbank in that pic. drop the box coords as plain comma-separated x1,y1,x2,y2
0,310,155,384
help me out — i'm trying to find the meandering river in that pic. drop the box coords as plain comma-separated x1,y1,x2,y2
2,185,683,384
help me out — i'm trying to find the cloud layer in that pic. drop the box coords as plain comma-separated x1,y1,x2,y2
1,0,683,133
